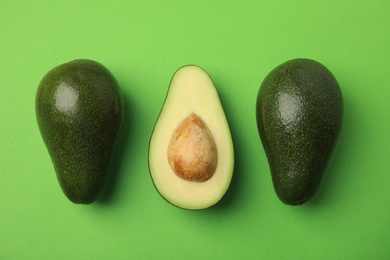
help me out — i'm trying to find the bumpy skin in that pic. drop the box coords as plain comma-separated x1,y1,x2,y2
256,59,343,205
36,59,122,204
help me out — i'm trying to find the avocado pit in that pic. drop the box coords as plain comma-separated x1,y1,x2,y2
168,113,218,182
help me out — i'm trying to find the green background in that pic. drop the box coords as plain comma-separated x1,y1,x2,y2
1,1,389,259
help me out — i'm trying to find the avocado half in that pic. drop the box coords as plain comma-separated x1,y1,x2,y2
148,65,234,210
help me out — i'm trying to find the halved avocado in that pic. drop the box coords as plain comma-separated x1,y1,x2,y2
148,65,234,210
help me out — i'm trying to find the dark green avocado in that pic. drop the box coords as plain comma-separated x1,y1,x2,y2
36,59,123,204
256,58,343,206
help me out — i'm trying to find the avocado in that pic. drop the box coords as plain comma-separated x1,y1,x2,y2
148,65,234,210
36,59,123,204
256,58,343,205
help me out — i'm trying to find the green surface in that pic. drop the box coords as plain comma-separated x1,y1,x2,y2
1,1,389,259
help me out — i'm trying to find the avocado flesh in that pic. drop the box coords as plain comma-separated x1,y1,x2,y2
256,58,343,205
36,59,123,204
149,65,234,210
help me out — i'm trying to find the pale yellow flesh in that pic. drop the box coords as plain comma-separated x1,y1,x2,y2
149,65,234,210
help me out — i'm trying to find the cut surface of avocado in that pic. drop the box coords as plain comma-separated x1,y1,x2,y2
148,65,234,210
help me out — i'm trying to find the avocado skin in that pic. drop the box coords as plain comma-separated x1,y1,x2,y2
36,59,122,204
256,58,343,205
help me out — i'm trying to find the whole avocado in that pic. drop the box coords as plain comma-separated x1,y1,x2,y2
36,59,123,204
256,58,343,206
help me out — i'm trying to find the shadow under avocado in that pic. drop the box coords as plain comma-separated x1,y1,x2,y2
97,92,132,204
209,82,244,211
211,133,241,211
